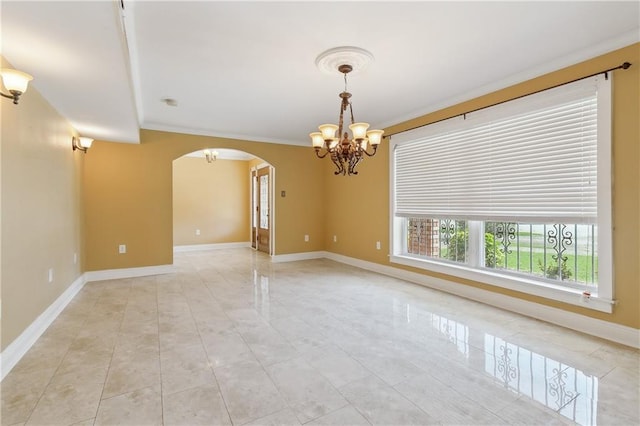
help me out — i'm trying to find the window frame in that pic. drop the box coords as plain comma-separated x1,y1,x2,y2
389,76,613,313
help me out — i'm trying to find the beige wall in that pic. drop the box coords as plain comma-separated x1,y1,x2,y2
83,130,326,271
1,57,85,350
325,43,640,329
173,157,250,245
323,146,389,263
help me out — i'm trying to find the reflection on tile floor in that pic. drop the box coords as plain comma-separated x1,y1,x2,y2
1,248,638,425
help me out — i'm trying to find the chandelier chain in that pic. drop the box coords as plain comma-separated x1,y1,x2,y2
343,72,355,123
349,102,355,124
338,98,345,138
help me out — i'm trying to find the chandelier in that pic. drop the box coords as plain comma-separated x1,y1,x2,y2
309,62,383,176
203,149,218,163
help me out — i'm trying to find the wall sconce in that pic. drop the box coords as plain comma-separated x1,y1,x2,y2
204,149,218,163
72,136,93,153
1,68,33,105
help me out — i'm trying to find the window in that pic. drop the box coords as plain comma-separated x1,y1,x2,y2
390,75,613,312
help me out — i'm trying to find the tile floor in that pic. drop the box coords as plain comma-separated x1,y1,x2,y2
1,248,638,425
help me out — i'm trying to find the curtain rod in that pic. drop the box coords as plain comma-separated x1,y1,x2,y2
386,61,632,138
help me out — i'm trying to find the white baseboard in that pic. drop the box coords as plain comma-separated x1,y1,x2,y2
323,252,640,349
84,264,175,282
174,242,251,252
1,263,178,381
0,274,86,381
271,251,328,263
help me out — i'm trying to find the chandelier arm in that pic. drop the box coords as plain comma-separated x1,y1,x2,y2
332,155,345,175
314,148,330,159
362,144,379,157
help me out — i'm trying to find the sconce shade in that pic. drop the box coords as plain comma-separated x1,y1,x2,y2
78,137,93,149
1,69,33,94
72,136,93,153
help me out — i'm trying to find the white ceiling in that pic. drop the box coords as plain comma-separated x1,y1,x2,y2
2,1,638,146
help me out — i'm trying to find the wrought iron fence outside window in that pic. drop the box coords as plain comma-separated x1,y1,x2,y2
405,218,598,290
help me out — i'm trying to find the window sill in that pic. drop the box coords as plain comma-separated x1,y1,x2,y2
390,254,614,313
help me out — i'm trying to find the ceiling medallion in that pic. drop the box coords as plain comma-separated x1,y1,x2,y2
315,46,374,76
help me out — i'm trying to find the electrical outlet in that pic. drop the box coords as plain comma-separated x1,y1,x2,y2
304,235,309,242
48,268,54,283
195,229,201,236
333,235,337,242
376,241,381,250
118,244,127,254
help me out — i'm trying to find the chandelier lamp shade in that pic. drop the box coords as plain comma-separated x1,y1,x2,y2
1,68,33,105
310,59,383,176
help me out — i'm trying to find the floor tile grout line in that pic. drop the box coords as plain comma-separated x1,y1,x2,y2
299,402,373,426
187,269,234,425
152,275,166,426
20,284,106,426
92,280,132,424
197,252,329,425
334,373,431,425
254,297,427,425
261,258,509,424
223,319,296,424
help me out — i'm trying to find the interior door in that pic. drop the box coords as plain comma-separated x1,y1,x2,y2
257,166,270,254
251,169,258,249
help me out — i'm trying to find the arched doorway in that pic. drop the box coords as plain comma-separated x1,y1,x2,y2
172,148,274,255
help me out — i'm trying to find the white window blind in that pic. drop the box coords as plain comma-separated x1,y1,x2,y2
393,76,609,224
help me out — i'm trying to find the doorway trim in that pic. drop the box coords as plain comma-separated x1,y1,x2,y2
251,162,275,255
